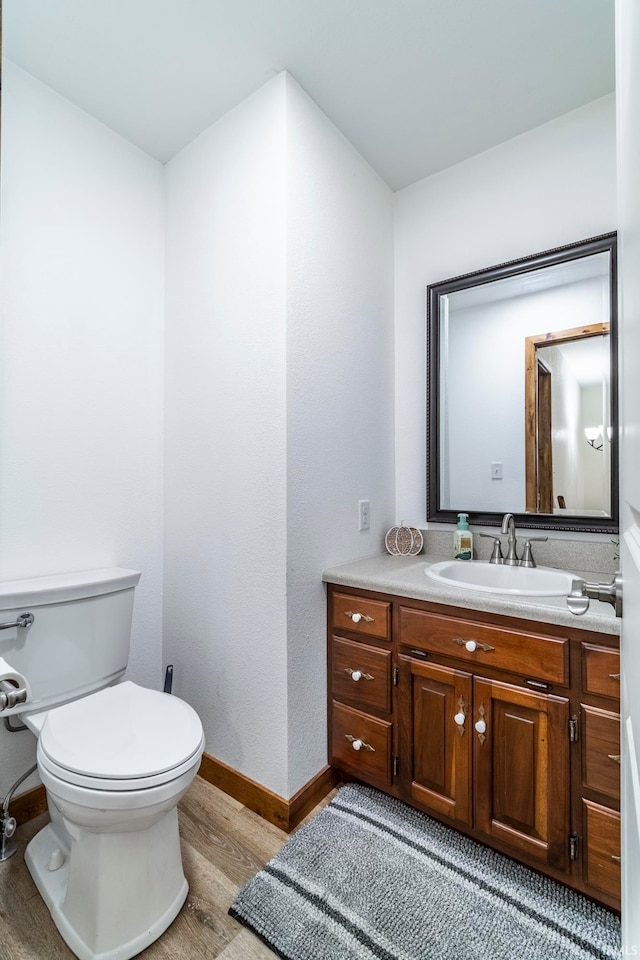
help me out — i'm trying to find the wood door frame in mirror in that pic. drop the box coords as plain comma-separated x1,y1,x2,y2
427,232,618,533
524,323,610,514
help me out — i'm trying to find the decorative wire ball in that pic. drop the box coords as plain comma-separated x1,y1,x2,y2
385,523,424,556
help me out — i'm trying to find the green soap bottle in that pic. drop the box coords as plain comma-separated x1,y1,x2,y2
454,513,473,561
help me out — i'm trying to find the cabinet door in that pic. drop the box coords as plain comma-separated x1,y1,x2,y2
473,677,570,870
399,657,472,825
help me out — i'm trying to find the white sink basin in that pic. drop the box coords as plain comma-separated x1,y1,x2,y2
426,560,576,597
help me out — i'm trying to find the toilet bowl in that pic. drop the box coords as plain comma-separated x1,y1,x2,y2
24,681,205,960
0,567,205,960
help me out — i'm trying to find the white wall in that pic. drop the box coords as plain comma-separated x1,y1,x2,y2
284,76,395,793
0,63,166,799
580,383,611,510
163,76,290,795
545,345,584,510
395,94,617,526
163,73,394,797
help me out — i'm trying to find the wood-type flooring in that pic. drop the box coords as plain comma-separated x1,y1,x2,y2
0,776,337,959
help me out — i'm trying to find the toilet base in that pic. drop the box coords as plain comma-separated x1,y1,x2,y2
25,806,188,960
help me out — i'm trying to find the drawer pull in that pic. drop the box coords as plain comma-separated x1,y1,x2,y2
410,649,429,659
344,668,374,682
608,754,622,764
611,855,621,863
609,673,621,680
453,637,495,653
526,679,550,690
345,734,375,752
344,610,374,624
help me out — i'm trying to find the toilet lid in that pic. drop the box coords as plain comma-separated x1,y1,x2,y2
38,681,204,783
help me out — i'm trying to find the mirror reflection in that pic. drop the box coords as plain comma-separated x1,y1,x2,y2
428,233,618,533
525,323,610,517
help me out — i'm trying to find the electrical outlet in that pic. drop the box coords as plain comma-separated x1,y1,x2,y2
358,499,370,531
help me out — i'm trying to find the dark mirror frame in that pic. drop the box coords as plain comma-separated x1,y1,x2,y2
427,232,619,534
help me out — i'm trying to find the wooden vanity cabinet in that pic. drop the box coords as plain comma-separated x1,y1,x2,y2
397,609,571,873
327,584,620,910
327,589,395,792
579,642,621,903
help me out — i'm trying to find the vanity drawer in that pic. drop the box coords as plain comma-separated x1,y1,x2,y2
582,643,620,701
330,701,392,785
398,607,568,686
583,799,621,900
331,637,392,713
582,704,621,802
331,592,391,641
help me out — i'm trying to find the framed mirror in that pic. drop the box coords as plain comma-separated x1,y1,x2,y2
427,233,618,533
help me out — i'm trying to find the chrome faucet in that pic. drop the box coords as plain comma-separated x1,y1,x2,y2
501,513,519,566
499,514,547,567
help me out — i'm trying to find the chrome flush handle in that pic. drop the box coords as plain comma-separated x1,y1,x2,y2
0,613,34,631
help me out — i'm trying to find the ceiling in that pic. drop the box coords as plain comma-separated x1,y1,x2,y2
3,0,615,191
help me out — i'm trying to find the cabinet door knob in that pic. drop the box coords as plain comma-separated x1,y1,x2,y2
475,703,487,742
351,670,362,681
453,695,467,735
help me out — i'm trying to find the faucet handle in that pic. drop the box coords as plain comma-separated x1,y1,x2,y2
479,533,504,564
519,536,547,568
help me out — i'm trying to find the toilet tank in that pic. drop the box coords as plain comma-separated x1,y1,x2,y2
0,568,141,717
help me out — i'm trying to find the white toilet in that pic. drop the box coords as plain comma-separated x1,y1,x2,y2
0,568,205,960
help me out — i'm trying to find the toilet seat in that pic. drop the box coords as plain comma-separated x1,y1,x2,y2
37,680,205,791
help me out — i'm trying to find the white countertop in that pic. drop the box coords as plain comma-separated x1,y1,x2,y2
322,553,620,636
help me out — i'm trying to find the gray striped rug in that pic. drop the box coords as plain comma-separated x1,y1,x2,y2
230,783,621,960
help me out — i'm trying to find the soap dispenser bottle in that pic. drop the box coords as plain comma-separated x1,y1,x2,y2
454,513,473,561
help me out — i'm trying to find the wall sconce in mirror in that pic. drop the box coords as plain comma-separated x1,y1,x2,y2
584,426,604,451
427,233,618,534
